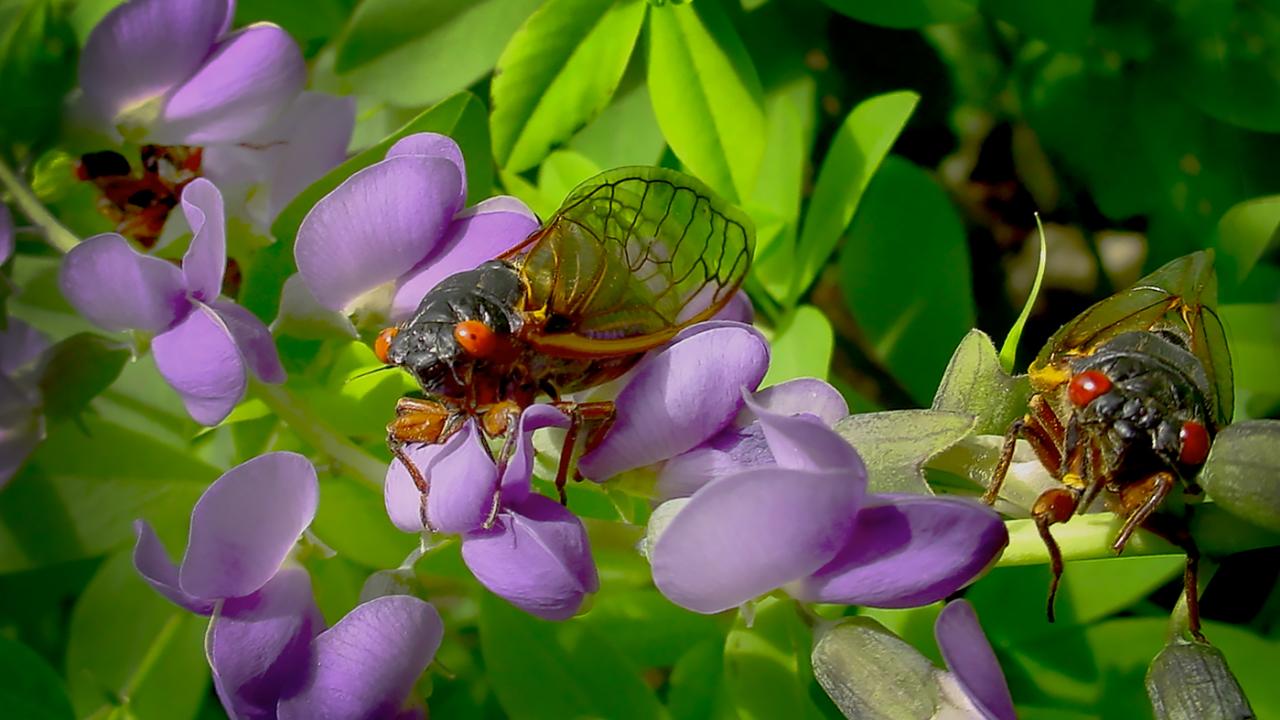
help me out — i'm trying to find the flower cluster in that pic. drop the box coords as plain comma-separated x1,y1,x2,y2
134,452,444,719
295,133,538,322
77,0,353,227
59,179,284,425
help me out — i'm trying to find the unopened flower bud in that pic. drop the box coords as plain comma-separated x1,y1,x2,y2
1146,639,1255,720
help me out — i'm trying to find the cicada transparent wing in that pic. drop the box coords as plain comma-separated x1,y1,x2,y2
1029,251,1234,427
502,166,755,357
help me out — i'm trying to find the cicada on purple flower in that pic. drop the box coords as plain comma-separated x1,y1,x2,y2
984,251,1233,638
372,167,755,503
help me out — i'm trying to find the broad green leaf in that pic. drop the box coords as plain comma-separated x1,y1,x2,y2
1216,195,1280,289
66,551,209,720
932,329,1030,436
723,597,824,720
334,0,541,108
568,80,666,169
984,0,1095,51
1220,304,1280,404
313,475,413,570
1200,420,1280,533
669,641,737,720
647,0,765,203
840,155,974,403
478,592,668,720
271,91,492,247
537,150,602,206
0,0,77,153
37,333,130,423
491,0,646,171
580,587,725,669
761,305,834,386
235,0,348,57
792,91,918,305
0,416,214,573
818,0,976,29
834,410,976,494
747,79,814,302
0,634,75,720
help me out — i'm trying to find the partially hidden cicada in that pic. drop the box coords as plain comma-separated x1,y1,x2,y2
372,167,754,510
984,251,1233,638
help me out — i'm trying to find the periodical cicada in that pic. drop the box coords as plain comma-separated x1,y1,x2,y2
983,251,1233,638
373,166,755,511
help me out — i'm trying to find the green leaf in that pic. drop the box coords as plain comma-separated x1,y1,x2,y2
580,587,725,669
536,150,602,206
333,0,541,108
1000,212,1047,373
312,475,414,569
1165,1,1280,132
1200,420,1280,533
235,0,348,57
669,641,736,720
723,597,824,720
1216,195,1280,290
932,329,1030,436
568,80,666,169
491,0,647,171
37,333,131,423
818,0,976,29
983,0,1094,51
0,0,77,153
792,91,918,305
839,156,974,403
761,305,834,386
834,410,976,494
1219,304,1280,401
271,91,492,247
647,0,765,203
478,592,668,720
66,551,209,720
500,167,560,220
0,634,75,720
0,415,215,573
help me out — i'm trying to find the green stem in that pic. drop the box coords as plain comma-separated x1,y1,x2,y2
0,155,79,253
997,504,1280,567
250,379,386,491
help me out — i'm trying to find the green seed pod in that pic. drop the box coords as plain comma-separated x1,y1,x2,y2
1146,639,1255,720
1199,420,1280,533
811,617,941,720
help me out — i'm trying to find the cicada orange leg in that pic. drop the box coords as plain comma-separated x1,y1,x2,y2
386,397,464,532
549,401,617,504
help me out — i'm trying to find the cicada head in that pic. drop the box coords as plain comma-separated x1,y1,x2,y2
375,261,525,397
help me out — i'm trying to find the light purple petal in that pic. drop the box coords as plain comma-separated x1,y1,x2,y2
209,567,324,719
295,156,462,311
713,290,754,324
461,494,599,621
1,203,12,265
747,391,863,472
152,23,305,145
577,324,770,480
211,300,285,383
390,196,539,321
277,595,443,720
792,495,1008,608
655,424,774,500
58,233,189,333
386,133,467,211
152,303,246,425
179,178,226,302
179,451,318,599
747,378,848,426
649,466,864,614
499,404,570,505
78,0,229,126
131,520,216,614
935,600,1017,720
0,319,50,376
263,93,355,219
384,421,498,534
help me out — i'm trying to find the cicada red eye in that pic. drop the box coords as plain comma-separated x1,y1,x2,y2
1068,370,1112,407
1179,421,1210,465
374,326,399,365
454,320,498,358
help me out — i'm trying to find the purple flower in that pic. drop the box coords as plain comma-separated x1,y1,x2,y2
134,452,443,719
295,133,538,319
934,600,1017,720
78,0,305,145
638,377,1008,614
0,319,50,489
58,179,284,425
384,405,600,621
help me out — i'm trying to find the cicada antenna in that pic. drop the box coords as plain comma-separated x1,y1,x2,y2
346,365,397,384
